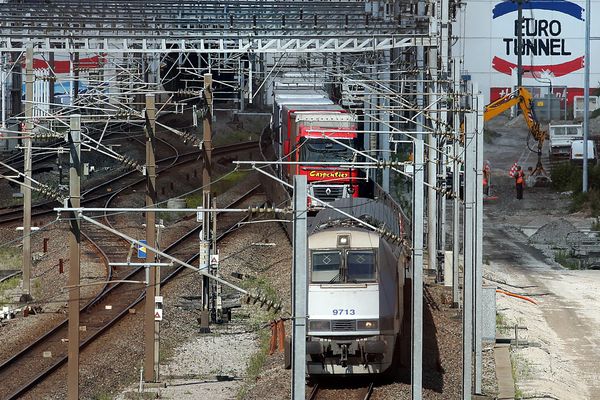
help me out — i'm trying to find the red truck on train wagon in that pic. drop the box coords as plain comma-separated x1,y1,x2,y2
271,87,363,206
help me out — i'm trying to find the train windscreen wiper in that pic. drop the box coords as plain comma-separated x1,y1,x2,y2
328,272,341,283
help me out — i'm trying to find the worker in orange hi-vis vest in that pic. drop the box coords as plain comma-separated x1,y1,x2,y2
514,165,525,200
483,160,491,196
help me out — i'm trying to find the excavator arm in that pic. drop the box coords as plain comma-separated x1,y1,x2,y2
484,88,551,185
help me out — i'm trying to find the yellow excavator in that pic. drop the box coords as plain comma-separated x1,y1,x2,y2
484,87,551,186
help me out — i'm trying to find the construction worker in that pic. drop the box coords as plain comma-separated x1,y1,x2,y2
514,165,525,200
526,166,535,187
483,161,491,196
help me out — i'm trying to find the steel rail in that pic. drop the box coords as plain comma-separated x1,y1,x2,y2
362,382,374,400
307,383,320,400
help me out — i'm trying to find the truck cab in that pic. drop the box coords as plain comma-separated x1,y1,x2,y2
272,88,362,207
549,123,583,159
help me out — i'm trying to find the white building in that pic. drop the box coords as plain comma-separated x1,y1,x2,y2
456,0,600,105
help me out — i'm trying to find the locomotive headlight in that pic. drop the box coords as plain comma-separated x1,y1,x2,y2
309,320,331,331
357,320,379,330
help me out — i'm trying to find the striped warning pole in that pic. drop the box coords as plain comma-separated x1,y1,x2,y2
508,162,518,178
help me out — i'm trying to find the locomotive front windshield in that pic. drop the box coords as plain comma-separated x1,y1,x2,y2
311,250,376,283
312,251,342,283
346,251,376,282
300,138,354,163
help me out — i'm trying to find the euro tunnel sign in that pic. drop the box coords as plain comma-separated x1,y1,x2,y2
137,240,147,259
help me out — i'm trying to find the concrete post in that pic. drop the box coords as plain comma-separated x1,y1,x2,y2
462,107,476,399
411,138,425,400
291,175,307,400
1,52,6,129
67,115,81,400
143,94,158,382
200,73,213,330
21,44,33,302
427,47,438,277
583,0,590,192
474,93,485,393
381,51,391,192
452,58,461,307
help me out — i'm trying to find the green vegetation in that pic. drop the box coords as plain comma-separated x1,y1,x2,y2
0,247,22,270
118,392,157,400
212,170,250,197
157,169,249,225
0,196,24,208
496,312,509,335
550,162,600,217
32,278,42,299
236,277,280,400
240,276,277,302
510,352,531,399
0,276,20,307
591,217,600,232
0,276,19,292
156,208,187,225
93,393,113,400
186,170,249,208
237,328,271,400
554,250,579,270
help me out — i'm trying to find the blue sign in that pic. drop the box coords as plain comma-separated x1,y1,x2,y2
138,240,147,258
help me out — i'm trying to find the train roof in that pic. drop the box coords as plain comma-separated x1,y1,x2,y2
308,227,381,249
307,197,401,238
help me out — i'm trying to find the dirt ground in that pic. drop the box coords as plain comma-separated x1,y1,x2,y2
484,115,600,399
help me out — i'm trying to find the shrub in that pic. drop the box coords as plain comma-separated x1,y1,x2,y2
554,250,579,270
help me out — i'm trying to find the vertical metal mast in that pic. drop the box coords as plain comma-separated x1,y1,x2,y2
291,175,307,400
67,115,81,400
452,58,461,307
583,0,590,192
462,100,477,399
143,94,158,382
412,139,425,400
474,93,485,393
21,43,33,302
515,0,524,90
201,73,213,329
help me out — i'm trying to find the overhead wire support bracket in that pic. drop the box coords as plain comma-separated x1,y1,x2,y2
74,213,249,296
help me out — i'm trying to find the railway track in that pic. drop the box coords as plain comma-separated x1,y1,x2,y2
308,382,374,400
0,184,264,399
0,270,20,283
0,141,258,224
0,129,172,220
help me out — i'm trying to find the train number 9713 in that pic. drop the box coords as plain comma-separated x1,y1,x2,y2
332,309,355,316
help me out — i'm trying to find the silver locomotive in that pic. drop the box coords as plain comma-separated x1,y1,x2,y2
305,223,407,375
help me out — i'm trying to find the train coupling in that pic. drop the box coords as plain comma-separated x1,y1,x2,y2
340,344,349,367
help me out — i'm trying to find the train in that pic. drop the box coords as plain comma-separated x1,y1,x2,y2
300,199,410,375
264,82,411,376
